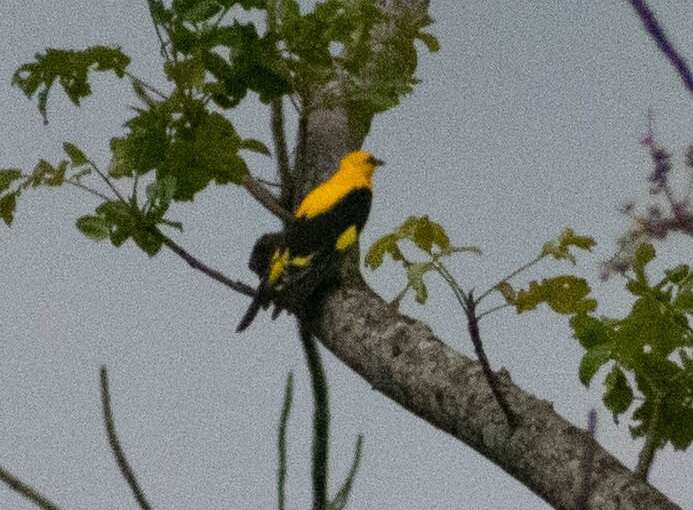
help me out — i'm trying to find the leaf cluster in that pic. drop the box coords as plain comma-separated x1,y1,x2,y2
571,244,693,451
366,215,480,305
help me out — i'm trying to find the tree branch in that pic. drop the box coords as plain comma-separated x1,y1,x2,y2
154,229,256,297
308,282,681,510
626,0,693,93
100,367,152,510
271,98,294,212
0,466,62,510
242,174,294,223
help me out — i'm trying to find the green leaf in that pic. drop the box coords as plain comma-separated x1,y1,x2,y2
132,227,163,256
674,290,693,313
570,312,612,349
240,138,271,156
514,276,597,315
603,366,634,417
578,343,613,386
496,281,516,304
96,201,136,227
0,193,18,226
0,169,23,192
541,228,595,264
76,215,109,241
406,262,434,304
12,46,130,123
633,243,656,284
63,142,88,166
416,32,440,52
365,233,403,269
665,264,689,284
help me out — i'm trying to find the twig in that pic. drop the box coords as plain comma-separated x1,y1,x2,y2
0,466,62,510
278,372,294,510
635,395,662,480
271,98,294,211
475,255,543,304
576,409,598,510
476,303,513,321
100,366,152,510
627,0,693,93
256,177,282,188
464,297,518,428
435,263,516,428
124,71,168,100
146,0,171,61
87,159,128,204
65,178,112,202
242,174,294,223
299,323,330,510
154,229,256,297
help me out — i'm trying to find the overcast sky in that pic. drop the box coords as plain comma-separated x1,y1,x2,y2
1,1,691,509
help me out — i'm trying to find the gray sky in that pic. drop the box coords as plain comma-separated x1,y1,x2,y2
1,1,691,509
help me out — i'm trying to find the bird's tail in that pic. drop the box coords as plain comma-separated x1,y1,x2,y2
236,287,265,332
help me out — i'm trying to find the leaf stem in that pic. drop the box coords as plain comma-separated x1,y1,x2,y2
123,71,168,100
65,178,112,202
476,254,544,304
88,159,128,204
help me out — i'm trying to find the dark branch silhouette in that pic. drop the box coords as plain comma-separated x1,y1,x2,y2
154,229,256,297
0,466,61,510
242,174,293,223
627,0,693,93
100,367,153,510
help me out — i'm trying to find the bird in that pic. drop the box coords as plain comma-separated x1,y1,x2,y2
236,150,385,332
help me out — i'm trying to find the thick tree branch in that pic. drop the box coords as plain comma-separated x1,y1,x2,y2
626,0,693,93
308,282,681,510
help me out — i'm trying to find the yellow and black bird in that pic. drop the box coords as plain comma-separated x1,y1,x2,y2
236,150,384,332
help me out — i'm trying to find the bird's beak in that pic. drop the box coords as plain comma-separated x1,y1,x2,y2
372,158,385,167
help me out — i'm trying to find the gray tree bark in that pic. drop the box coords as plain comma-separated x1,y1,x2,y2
292,1,684,509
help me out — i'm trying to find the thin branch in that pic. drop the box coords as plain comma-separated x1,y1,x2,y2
154,229,255,297
256,177,282,188
146,0,171,61
87,159,128,204
627,0,693,93
242,174,294,223
213,5,232,29
124,71,168,100
476,302,513,321
277,372,294,510
65,178,112,202
0,466,62,510
475,255,543,304
271,98,294,210
464,297,518,428
100,366,152,510
636,395,662,480
299,323,330,510
576,409,598,510
435,262,516,428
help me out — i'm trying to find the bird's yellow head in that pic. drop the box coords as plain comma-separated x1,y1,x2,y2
338,150,385,182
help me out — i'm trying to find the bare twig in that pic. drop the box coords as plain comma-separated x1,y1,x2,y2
627,0,693,93
242,174,294,223
576,409,598,510
154,229,256,297
277,372,294,510
464,296,518,428
299,323,330,510
256,177,282,188
65,178,112,202
87,159,128,204
100,366,152,510
0,466,61,510
476,255,543,304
